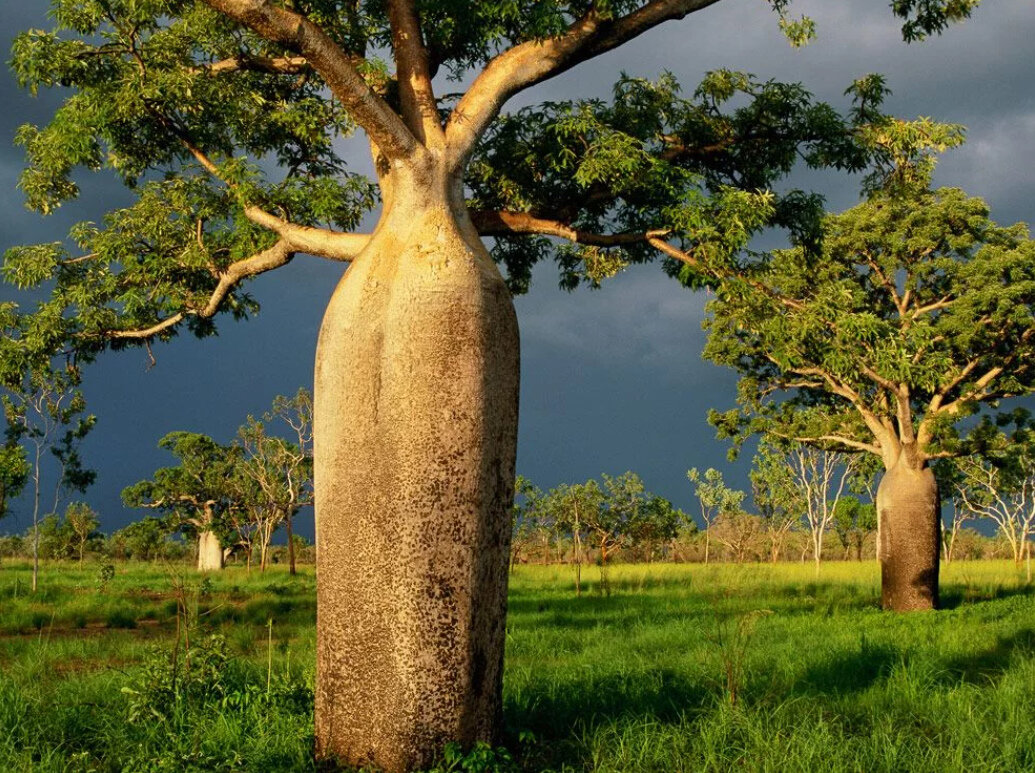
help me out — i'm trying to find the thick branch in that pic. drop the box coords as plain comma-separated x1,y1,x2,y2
446,0,720,169
471,210,668,246
386,0,443,145
935,365,1005,417
243,207,369,260
191,54,309,74
201,0,418,160
780,431,882,456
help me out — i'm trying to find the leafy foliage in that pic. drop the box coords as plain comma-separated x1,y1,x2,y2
705,186,1035,470
1,0,977,359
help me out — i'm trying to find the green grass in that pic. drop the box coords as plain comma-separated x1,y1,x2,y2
1,559,1034,771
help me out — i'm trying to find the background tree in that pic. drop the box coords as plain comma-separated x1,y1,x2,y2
750,442,804,563
111,516,168,562
832,496,878,561
123,432,242,571
953,412,1035,567
585,472,675,593
707,185,1035,609
710,509,764,563
65,501,100,564
934,458,976,563
264,388,312,574
0,437,29,530
781,442,857,572
1,363,94,591
634,495,683,562
687,467,746,564
35,511,75,560
4,0,978,765
542,479,603,596
236,414,313,572
509,476,535,568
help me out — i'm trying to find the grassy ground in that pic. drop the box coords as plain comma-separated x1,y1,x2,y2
1,559,1034,771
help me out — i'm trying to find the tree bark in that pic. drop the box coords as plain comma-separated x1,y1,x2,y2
313,164,519,772
877,458,940,611
285,508,296,575
197,530,224,571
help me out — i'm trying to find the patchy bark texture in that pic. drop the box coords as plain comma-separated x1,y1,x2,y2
877,460,940,611
196,529,224,571
313,168,519,772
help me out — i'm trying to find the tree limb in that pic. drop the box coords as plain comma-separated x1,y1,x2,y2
243,207,369,260
386,0,443,145
446,0,721,169
190,54,309,75
471,210,668,246
201,0,419,160
104,239,295,341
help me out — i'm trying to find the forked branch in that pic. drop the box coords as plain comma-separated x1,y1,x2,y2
201,0,418,160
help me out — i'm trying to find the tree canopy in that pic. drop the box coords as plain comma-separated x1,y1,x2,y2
0,1,976,358
706,185,1035,472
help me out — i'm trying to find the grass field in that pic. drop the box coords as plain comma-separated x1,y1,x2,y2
2,559,1035,771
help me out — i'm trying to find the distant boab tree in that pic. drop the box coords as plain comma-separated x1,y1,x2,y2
123,432,241,571
707,186,1035,610
4,0,979,766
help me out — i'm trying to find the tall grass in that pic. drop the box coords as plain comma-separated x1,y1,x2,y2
1,560,1034,771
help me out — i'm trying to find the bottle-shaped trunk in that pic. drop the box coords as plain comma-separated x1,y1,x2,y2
196,530,224,572
313,185,519,771
877,458,940,610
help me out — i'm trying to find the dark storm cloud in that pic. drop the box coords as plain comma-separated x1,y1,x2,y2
0,1,1033,531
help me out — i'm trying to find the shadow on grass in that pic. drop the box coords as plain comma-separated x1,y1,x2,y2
504,667,710,768
939,627,1035,686
939,581,1035,610
794,639,899,695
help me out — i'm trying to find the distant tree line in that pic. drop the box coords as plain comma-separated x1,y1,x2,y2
514,431,1035,573
0,389,315,575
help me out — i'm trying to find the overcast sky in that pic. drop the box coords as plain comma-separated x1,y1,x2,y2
1,1,1033,535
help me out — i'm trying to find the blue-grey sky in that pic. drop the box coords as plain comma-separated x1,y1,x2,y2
1,1,1033,536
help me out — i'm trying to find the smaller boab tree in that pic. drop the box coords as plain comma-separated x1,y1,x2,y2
707,186,1035,610
123,432,242,571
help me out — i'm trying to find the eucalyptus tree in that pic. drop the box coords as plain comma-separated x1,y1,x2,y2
541,479,603,595
65,501,100,564
832,496,877,561
750,442,803,562
122,432,242,570
1,364,95,591
953,413,1035,567
707,187,1035,609
264,388,312,574
687,467,745,564
236,415,313,571
4,0,979,766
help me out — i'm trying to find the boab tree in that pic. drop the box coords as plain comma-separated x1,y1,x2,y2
706,186,1035,610
123,432,242,570
4,0,978,767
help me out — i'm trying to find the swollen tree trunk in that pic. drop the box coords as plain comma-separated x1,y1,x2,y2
877,458,940,611
313,166,519,772
196,505,223,572
197,530,224,572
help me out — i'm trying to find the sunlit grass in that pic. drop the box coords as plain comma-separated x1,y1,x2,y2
1,559,1034,771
